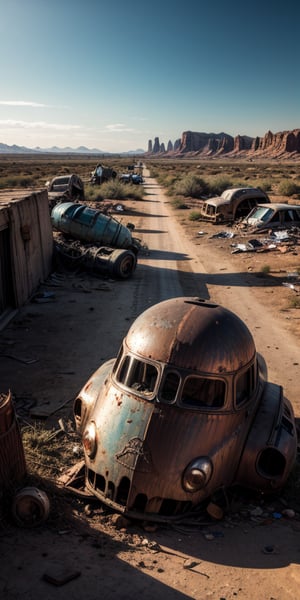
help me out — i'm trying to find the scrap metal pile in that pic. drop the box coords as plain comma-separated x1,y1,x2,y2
51,202,141,279
53,233,138,280
230,227,300,254
208,226,300,254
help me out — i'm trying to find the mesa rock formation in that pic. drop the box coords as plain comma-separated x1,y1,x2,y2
147,129,300,159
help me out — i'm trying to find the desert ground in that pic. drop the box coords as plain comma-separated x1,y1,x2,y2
0,164,300,599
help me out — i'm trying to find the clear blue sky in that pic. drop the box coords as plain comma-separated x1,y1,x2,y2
0,0,299,152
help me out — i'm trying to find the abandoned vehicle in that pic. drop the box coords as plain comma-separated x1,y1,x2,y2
119,173,144,185
200,187,270,223
51,202,140,278
90,164,117,185
46,174,85,209
74,297,297,521
239,202,300,233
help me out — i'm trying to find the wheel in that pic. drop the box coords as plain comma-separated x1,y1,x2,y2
109,249,137,279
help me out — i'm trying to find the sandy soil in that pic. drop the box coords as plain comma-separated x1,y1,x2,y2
1,168,300,599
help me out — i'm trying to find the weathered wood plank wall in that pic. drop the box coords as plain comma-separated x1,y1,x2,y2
0,189,53,311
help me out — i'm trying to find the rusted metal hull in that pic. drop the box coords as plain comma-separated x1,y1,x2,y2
236,383,297,490
124,299,256,374
75,364,296,520
51,202,135,249
74,298,297,521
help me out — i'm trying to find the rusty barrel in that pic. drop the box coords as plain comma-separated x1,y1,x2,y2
0,391,27,493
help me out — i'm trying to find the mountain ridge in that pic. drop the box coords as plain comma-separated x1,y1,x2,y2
2,128,300,159
0,142,145,155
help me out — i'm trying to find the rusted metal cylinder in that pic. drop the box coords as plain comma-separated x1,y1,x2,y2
0,391,27,492
51,202,134,249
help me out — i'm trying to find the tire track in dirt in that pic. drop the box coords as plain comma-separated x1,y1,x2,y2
139,171,300,414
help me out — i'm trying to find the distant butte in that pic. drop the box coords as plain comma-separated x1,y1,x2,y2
147,129,300,159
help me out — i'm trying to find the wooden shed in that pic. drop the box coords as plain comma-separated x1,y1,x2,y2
0,189,53,328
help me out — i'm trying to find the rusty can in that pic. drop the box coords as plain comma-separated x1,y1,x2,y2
12,487,50,527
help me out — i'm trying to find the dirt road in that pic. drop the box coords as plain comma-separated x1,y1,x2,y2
129,167,300,409
1,168,300,599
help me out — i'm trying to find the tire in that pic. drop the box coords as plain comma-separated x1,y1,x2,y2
109,249,137,279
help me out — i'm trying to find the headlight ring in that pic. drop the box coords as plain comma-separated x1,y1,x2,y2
82,421,97,459
182,457,213,493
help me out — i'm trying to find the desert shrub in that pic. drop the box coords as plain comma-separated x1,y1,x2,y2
174,174,209,198
156,172,175,185
171,197,189,209
260,265,271,275
189,210,202,221
288,296,300,309
0,175,35,188
21,420,80,480
97,180,126,199
84,184,104,201
207,176,233,196
154,173,180,195
99,180,144,200
277,180,300,196
255,179,273,192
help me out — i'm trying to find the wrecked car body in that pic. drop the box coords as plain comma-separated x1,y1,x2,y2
74,297,297,522
238,203,300,233
51,202,141,278
46,174,85,210
119,173,144,185
200,187,270,223
90,164,117,185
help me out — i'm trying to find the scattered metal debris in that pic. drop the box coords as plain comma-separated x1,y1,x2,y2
183,559,201,570
210,230,235,239
203,222,300,255
58,460,93,499
231,239,264,253
32,291,56,303
282,282,300,292
41,272,66,287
